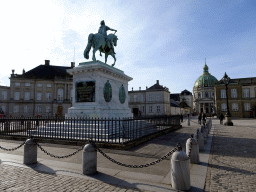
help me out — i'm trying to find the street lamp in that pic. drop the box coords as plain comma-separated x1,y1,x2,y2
221,72,233,126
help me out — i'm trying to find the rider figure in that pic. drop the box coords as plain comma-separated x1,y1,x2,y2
98,20,117,54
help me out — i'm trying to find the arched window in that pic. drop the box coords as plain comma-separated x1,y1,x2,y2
57,89,63,101
198,92,201,98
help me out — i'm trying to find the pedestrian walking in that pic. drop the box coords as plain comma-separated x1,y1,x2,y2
219,113,224,124
198,113,202,125
180,114,183,123
202,113,206,124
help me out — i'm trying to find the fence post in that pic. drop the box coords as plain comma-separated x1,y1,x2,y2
171,144,191,191
23,138,37,165
83,143,97,175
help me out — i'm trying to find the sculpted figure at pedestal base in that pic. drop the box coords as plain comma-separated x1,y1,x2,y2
84,20,118,67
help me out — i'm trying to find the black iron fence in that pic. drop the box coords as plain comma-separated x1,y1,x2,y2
0,115,180,144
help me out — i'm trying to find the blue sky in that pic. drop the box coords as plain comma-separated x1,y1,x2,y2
0,0,255,94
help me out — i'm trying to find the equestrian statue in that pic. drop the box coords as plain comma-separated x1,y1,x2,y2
84,20,118,66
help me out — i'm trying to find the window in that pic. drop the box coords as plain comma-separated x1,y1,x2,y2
15,82,20,86
141,94,145,102
36,105,41,113
1,105,6,113
24,92,30,100
212,92,214,98
205,92,208,98
142,106,145,112
134,95,137,102
232,103,238,111
46,93,51,101
198,92,201,98
156,94,160,101
37,93,42,101
25,83,30,87
47,84,52,88
24,105,29,113
13,105,19,113
149,106,153,113
14,92,20,100
243,88,250,98
231,89,237,98
2,91,7,100
221,89,226,98
46,106,51,113
57,89,64,101
37,83,42,87
148,94,152,101
221,103,227,111
244,103,250,111
157,106,160,112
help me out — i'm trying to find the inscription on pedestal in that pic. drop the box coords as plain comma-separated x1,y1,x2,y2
76,81,95,102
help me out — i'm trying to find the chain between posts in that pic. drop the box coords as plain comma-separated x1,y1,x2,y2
0,141,26,151
36,141,87,159
90,140,178,168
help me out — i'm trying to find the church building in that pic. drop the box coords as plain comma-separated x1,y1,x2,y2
193,63,218,115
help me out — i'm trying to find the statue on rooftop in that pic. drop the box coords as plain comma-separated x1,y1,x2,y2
84,20,118,66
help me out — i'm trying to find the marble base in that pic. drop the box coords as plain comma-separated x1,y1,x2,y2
224,115,233,126
66,61,133,119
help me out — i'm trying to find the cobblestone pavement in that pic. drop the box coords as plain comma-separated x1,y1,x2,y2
204,119,256,192
0,163,151,192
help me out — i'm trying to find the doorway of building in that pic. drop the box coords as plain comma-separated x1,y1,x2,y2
57,106,63,117
132,108,139,117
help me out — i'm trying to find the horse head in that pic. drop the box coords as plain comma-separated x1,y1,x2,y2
108,34,118,46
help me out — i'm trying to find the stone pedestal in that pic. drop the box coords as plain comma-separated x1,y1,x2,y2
224,114,233,126
66,61,133,119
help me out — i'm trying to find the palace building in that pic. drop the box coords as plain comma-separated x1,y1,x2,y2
0,60,74,117
215,77,256,118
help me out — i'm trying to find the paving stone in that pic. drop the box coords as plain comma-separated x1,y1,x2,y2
204,119,256,191
0,164,150,192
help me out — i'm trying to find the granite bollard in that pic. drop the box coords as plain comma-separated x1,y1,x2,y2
196,129,205,151
186,135,200,164
171,145,190,191
187,117,190,126
24,139,37,165
83,144,97,175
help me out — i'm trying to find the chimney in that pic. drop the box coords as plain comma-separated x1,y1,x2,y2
71,62,75,68
45,60,50,66
139,87,141,91
156,80,159,85
12,69,15,75
22,69,25,74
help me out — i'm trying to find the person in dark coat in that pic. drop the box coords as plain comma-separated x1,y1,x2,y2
198,113,202,125
202,113,206,124
219,113,224,124
180,114,183,122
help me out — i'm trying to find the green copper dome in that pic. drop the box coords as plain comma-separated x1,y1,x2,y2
194,63,217,88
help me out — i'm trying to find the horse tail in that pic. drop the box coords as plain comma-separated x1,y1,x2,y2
84,33,94,59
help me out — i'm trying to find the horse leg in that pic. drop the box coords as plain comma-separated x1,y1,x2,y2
105,53,108,64
92,45,100,62
111,53,116,67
